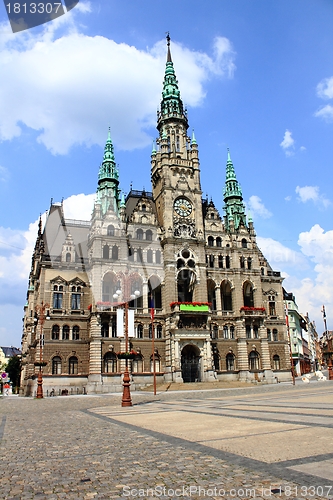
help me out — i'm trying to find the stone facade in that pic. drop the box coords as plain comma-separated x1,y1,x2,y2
21,38,291,396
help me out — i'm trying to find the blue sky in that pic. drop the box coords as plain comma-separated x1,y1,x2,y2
0,0,332,347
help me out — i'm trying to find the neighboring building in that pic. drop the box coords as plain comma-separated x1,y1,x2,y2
21,37,291,396
0,346,21,369
303,313,319,370
283,289,308,376
320,330,333,367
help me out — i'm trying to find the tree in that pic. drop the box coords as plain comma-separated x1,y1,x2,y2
6,355,21,389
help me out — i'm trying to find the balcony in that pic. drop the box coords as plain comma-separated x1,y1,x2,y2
170,302,211,313
240,306,266,317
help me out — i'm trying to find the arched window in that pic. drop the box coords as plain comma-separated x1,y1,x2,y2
243,282,254,308
107,225,115,236
212,347,220,370
62,325,69,340
150,352,161,372
223,325,229,339
73,325,80,340
267,329,272,341
137,324,144,339
253,325,259,338
69,356,78,375
216,237,222,247
142,204,146,212
273,329,278,341
207,280,216,311
273,355,280,370
240,256,245,268
208,236,214,247
137,248,143,262
66,252,71,262
155,250,161,264
101,323,109,338
156,324,163,339
225,255,230,268
147,249,153,263
269,301,276,316
132,353,144,373
230,325,235,339
246,325,252,339
53,287,63,309
102,272,118,302
226,353,235,371
109,245,117,260
177,269,194,303
146,230,153,241
247,258,252,270
249,351,260,371
221,281,232,311
103,245,109,259
218,255,223,268
52,356,62,374
211,324,218,339
52,324,60,340
261,267,265,276
242,238,247,248
209,255,214,268
137,229,143,240
148,324,153,339
104,352,117,373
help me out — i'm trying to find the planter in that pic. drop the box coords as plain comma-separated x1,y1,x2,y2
179,304,209,312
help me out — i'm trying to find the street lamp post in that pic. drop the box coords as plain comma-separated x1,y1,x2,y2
34,301,50,399
113,276,140,408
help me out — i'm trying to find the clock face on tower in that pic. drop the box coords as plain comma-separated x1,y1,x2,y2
174,198,192,217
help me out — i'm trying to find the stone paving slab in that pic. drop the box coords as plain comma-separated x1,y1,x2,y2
0,383,332,499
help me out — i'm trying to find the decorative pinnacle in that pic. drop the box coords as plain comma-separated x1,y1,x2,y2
166,31,172,62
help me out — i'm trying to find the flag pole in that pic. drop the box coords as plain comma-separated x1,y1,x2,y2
151,303,156,395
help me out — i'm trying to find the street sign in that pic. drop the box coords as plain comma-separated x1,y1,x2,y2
1,372,8,381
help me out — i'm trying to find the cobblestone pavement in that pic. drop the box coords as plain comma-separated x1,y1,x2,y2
0,382,332,499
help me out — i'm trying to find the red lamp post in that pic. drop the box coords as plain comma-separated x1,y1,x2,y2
34,301,50,399
113,272,140,407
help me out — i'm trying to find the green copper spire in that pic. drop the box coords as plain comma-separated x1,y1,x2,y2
97,128,120,215
223,150,247,231
191,129,197,145
157,34,188,131
152,139,157,155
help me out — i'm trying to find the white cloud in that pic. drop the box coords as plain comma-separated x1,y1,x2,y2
315,76,333,123
280,129,294,156
295,185,330,208
0,166,9,182
247,195,272,219
0,9,236,155
314,104,333,122
62,193,95,220
316,76,333,100
284,225,333,332
257,237,307,270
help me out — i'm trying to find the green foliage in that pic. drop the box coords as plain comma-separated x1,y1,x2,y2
6,355,21,388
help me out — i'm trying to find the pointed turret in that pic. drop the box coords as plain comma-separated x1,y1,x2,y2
157,34,188,133
223,150,247,231
96,128,120,215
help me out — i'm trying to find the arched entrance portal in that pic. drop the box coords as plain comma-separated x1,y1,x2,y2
181,344,201,383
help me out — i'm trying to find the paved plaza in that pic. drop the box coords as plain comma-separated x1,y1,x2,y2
0,382,333,499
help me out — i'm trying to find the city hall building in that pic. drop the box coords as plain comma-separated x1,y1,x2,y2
21,38,291,396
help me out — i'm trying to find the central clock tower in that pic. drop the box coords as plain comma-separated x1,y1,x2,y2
151,35,207,306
